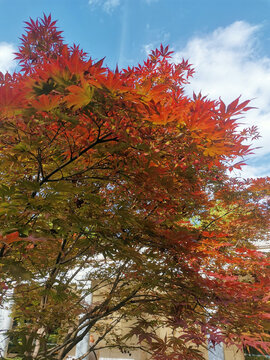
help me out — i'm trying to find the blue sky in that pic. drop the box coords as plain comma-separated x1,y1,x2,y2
0,0,269,178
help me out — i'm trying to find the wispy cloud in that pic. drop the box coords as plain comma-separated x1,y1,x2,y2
0,42,16,73
89,0,159,12
88,0,121,13
159,21,270,178
145,0,159,3
118,0,128,68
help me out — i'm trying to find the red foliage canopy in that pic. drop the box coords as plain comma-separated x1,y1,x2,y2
0,14,269,360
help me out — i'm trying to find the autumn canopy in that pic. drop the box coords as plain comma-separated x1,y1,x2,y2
0,14,269,360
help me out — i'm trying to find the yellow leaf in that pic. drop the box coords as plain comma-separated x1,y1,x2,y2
65,81,94,110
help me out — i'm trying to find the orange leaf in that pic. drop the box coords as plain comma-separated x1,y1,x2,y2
31,94,61,111
3,231,20,244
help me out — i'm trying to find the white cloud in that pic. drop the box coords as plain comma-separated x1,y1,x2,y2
88,0,120,12
0,42,16,73
143,43,154,55
166,21,270,178
231,163,270,179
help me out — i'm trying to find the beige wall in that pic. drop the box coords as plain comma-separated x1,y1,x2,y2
224,345,245,360
92,344,245,360
66,329,245,360
66,289,245,360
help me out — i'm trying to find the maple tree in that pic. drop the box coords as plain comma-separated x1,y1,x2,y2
0,14,269,360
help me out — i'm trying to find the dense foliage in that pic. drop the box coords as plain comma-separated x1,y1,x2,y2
0,14,269,360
